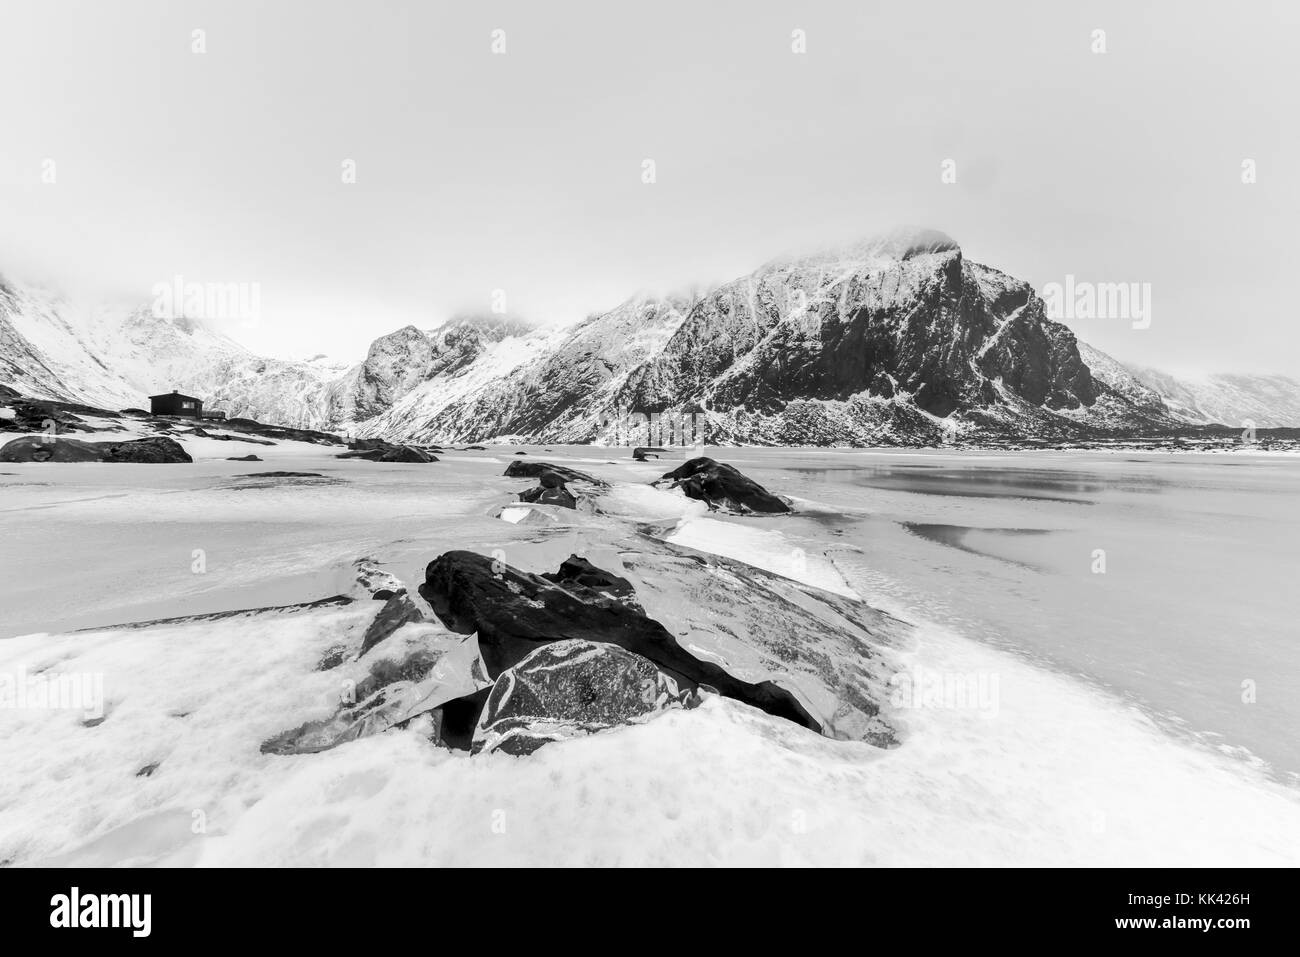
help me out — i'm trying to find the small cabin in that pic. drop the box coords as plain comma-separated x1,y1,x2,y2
149,391,204,417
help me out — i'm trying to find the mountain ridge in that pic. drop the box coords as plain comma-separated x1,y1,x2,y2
3,231,1297,441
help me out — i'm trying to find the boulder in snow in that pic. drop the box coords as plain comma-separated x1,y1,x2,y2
659,457,790,513
472,639,698,755
420,550,820,733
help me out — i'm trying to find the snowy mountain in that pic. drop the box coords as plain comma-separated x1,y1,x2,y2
1123,366,1300,430
4,231,1298,442
360,229,1179,444
0,274,344,427
326,315,533,425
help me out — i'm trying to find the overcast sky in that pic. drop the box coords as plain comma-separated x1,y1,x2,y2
1,0,1296,375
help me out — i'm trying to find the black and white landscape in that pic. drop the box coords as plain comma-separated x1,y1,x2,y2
2,2,1299,874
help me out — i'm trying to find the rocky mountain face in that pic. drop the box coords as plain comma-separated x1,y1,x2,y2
605,231,1118,444
327,315,531,424
364,230,1178,445
4,231,1296,442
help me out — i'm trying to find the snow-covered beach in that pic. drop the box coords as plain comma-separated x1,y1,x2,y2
3,429,1298,867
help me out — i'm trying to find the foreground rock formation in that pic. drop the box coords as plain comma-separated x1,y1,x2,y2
420,550,821,733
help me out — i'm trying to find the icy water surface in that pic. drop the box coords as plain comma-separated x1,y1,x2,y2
724,449,1300,782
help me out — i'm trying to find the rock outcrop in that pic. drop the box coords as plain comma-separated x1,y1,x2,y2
337,440,438,463
419,550,820,733
659,457,790,513
471,639,698,755
97,436,193,463
517,469,579,508
502,460,605,486
0,434,192,463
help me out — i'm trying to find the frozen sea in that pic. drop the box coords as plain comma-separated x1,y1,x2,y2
2,438,1299,866
721,448,1300,783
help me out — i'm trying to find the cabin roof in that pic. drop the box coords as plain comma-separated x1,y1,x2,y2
148,392,203,402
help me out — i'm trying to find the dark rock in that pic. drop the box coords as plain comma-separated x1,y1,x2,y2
502,460,605,486
359,592,425,656
465,445,487,451
0,436,103,463
220,418,340,446
216,434,275,446
0,434,192,463
136,763,159,777
419,550,820,733
371,588,396,601
226,454,262,461
97,436,192,463
660,457,790,513
316,645,347,671
337,443,437,463
379,445,436,463
237,471,323,478
84,595,353,632
514,451,527,455
633,446,667,461
438,688,492,751
0,395,110,434
472,639,698,755
541,554,640,608
518,484,577,509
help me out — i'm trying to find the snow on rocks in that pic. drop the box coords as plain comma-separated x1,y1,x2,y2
260,622,492,756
